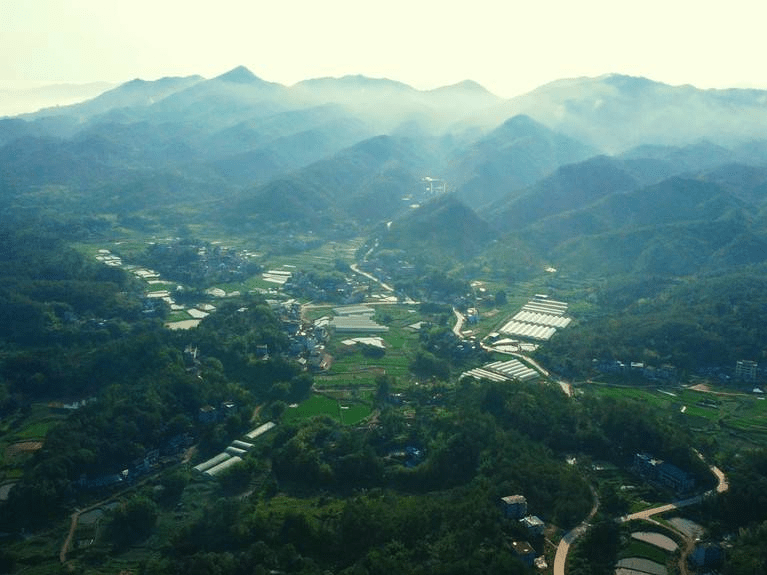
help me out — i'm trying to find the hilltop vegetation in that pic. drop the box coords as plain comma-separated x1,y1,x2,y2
536,268,767,374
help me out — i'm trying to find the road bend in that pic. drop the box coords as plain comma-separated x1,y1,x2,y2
553,484,599,575
555,455,728,575
452,308,465,338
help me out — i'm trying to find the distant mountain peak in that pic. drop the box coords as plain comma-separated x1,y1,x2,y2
432,79,492,94
494,114,550,137
296,75,413,92
214,66,262,84
599,73,662,91
501,113,538,127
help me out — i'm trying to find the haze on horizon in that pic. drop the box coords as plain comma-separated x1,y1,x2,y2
2,0,765,109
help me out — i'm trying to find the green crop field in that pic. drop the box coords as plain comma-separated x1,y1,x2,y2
15,421,54,440
166,310,192,322
619,539,670,565
283,394,372,425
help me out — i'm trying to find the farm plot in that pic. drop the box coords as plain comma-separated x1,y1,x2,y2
631,531,678,552
284,394,372,426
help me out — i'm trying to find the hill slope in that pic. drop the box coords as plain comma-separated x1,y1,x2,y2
451,115,597,209
381,194,493,259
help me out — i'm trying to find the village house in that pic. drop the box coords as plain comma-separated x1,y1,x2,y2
520,515,545,536
500,494,528,519
510,541,536,566
633,453,695,493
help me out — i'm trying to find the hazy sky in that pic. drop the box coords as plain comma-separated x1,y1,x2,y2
2,0,765,97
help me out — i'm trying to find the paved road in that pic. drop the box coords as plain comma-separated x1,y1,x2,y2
553,484,599,575
452,308,465,337
480,341,551,378
623,497,701,522
553,525,585,575
349,263,395,292
711,464,728,493
622,458,729,523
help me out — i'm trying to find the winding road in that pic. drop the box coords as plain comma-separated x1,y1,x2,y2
478,340,551,378
553,456,728,575
452,308,465,337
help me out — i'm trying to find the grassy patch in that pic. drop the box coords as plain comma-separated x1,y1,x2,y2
15,420,54,440
303,306,333,322
283,394,372,426
166,310,191,322
338,403,372,426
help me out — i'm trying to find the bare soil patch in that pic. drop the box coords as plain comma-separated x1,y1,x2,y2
5,440,43,458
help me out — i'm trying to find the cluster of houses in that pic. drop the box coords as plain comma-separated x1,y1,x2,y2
601,359,762,387
418,323,486,364
198,401,238,424
593,359,677,382
74,433,193,490
283,304,333,370
500,494,546,568
357,256,465,304
185,296,334,376
95,244,264,330
633,453,695,494
261,298,331,370
284,270,367,304
142,240,259,286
